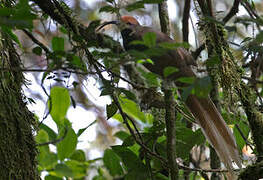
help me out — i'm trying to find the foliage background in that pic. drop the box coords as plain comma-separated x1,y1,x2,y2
1,0,263,179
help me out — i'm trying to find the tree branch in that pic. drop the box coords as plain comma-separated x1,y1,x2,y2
223,0,240,24
31,0,122,53
158,0,170,35
23,29,50,54
163,85,179,180
158,3,178,179
193,0,240,59
182,0,191,42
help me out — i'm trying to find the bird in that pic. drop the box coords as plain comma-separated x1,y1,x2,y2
98,15,242,175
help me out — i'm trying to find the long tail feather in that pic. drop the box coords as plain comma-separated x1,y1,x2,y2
186,95,242,175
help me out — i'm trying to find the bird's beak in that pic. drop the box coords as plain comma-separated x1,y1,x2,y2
96,20,119,32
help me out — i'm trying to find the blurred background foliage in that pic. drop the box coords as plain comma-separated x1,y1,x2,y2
2,0,263,179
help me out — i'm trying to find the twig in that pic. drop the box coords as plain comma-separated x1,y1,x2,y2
0,64,146,90
158,3,178,178
163,82,178,180
223,0,240,24
94,61,147,90
83,46,169,166
240,1,261,30
23,29,51,54
193,0,241,59
36,126,68,146
235,124,254,151
182,0,191,43
111,94,168,165
158,1,170,35
32,0,122,53
125,114,143,141
241,1,260,19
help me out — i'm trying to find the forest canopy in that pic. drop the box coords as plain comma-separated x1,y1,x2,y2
1,0,263,180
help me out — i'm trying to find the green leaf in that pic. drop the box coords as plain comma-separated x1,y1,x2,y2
70,150,86,162
32,46,43,56
1,27,21,47
142,32,156,48
114,131,130,141
159,42,190,50
176,127,205,160
118,96,147,123
36,130,58,169
36,129,49,144
57,127,77,161
52,163,73,178
0,8,14,16
122,135,135,147
111,145,147,171
118,88,137,101
77,120,97,137
103,149,123,176
65,160,87,178
59,26,68,34
155,173,169,180
1,0,36,29
106,103,118,119
39,123,57,141
93,175,107,180
137,67,160,87
100,88,113,96
39,152,58,169
49,86,70,126
71,55,83,67
125,2,144,11
163,66,178,78
137,58,154,64
112,146,149,180
45,175,63,180
176,77,195,84
99,5,118,13
234,121,250,151
125,0,164,11
52,37,64,51
130,40,147,46
124,170,149,180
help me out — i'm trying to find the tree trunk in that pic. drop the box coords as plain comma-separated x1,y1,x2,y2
0,30,39,179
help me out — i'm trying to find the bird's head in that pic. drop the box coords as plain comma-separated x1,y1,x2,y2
97,16,141,50
97,16,140,32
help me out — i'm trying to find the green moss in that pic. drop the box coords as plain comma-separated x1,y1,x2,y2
198,16,263,158
0,30,39,179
